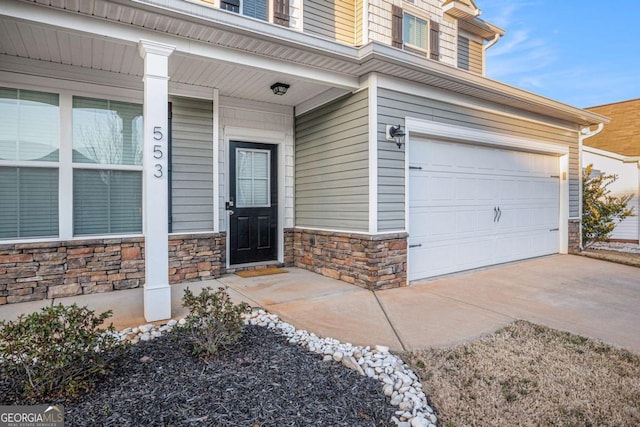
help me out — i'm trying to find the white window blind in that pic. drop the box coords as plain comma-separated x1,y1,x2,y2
237,149,270,207
243,0,268,20
72,97,143,236
403,13,428,51
0,167,59,239
0,87,59,240
73,170,142,235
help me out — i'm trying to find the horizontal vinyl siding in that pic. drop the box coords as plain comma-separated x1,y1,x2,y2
457,35,483,75
295,90,369,231
304,0,355,45
170,96,214,232
377,88,581,230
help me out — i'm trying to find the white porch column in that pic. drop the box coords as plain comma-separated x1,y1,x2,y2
139,40,175,322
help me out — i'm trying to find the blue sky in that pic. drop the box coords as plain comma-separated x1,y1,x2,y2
479,0,640,108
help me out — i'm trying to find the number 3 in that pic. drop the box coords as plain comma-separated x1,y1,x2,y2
154,164,163,178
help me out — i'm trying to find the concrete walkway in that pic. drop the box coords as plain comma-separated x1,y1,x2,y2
1,255,639,353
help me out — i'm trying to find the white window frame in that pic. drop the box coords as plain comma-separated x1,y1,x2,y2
403,12,429,53
0,78,145,244
401,2,432,55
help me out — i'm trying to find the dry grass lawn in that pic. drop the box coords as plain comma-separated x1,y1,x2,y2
403,321,640,427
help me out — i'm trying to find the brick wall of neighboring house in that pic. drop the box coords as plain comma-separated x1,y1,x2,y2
0,233,226,305
568,219,581,253
293,229,407,291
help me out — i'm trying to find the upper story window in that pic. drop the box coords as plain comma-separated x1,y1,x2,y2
403,13,428,52
219,0,271,22
392,5,440,61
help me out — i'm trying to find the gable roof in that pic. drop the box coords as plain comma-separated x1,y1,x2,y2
585,99,640,156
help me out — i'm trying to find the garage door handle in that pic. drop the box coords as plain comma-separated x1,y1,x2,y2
409,244,422,248
497,207,502,222
494,207,498,222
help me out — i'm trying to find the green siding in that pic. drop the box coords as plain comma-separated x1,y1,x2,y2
295,90,369,231
377,88,581,231
170,96,214,232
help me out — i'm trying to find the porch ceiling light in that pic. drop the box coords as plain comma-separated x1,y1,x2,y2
386,124,406,149
270,82,290,96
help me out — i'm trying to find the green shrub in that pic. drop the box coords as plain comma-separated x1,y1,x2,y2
582,164,635,247
179,287,250,358
0,304,121,400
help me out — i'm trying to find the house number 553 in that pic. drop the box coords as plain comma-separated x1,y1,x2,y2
153,126,164,178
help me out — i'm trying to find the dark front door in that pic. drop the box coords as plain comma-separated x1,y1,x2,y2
229,141,278,265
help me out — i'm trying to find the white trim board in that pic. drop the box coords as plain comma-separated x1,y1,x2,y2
405,118,570,155
377,74,580,133
368,74,378,234
583,146,640,163
223,127,287,267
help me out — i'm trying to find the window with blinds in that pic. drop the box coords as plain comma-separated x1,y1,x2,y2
72,97,143,236
243,0,268,20
0,88,59,239
403,13,428,52
236,148,270,207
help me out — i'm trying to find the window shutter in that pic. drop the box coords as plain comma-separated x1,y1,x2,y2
429,20,440,60
392,6,403,48
273,0,290,27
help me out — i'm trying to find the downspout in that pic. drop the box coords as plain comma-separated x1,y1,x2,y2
482,33,501,75
578,123,605,250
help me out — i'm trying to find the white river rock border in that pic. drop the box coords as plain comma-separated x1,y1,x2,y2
116,309,438,427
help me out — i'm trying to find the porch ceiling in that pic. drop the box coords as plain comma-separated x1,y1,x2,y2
0,16,335,106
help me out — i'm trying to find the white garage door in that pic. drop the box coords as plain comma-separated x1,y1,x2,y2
408,137,560,281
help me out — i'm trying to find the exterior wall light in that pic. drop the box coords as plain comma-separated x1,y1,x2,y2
270,82,290,95
386,124,406,149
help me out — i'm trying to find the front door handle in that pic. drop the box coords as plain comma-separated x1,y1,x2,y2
228,210,234,215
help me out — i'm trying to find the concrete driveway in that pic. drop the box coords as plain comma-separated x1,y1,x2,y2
377,254,640,352
221,254,640,353
3,254,638,354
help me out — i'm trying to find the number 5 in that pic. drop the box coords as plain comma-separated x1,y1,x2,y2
153,126,163,141
153,144,163,159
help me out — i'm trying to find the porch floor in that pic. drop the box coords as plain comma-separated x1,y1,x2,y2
2,256,639,353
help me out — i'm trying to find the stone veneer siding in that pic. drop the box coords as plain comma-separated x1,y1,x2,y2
0,233,226,305
568,219,581,253
284,228,295,267
293,229,407,291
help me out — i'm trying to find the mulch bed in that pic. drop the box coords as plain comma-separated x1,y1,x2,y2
1,326,395,426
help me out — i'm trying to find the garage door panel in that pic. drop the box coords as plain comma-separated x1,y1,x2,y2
408,137,560,281
409,237,495,280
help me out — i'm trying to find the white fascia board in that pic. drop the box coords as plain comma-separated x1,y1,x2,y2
2,0,360,90
376,74,580,133
405,117,570,155
583,146,640,163
362,43,610,127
